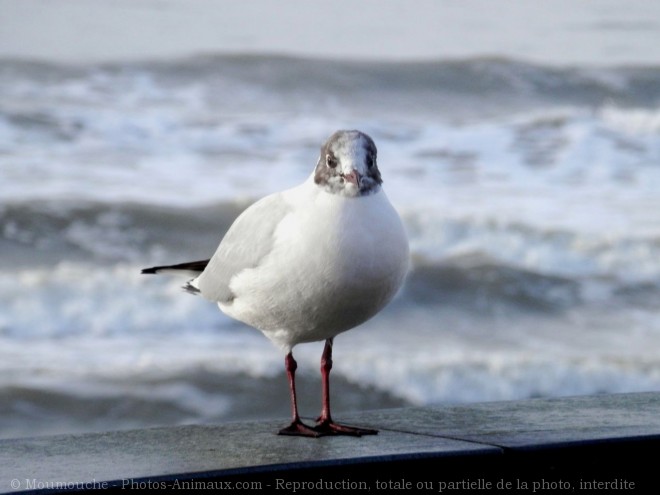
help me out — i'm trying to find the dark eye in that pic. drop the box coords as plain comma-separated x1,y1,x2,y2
366,156,375,168
326,154,338,168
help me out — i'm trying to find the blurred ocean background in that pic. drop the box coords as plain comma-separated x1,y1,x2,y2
2,0,660,439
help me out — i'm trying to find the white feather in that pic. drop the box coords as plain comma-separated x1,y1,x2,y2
218,174,409,351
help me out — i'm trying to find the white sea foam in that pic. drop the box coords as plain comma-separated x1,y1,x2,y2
3,54,660,437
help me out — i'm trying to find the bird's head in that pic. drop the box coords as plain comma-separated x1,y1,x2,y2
314,130,382,197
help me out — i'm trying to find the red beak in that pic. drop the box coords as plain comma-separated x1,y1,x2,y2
341,170,361,189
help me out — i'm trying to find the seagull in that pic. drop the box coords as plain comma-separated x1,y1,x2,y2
142,130,409,437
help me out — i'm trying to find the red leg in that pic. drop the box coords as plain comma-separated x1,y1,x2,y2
314,339,378,436
278,352,319,437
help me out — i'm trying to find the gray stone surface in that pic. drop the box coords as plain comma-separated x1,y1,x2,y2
1,392,658,492
356,392,660,448
0,417,494,492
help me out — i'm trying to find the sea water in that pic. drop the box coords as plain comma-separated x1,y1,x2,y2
1,0,660,438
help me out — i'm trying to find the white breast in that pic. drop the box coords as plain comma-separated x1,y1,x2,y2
220,180,409,351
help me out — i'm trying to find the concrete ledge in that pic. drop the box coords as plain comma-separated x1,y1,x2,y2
1,392,658,492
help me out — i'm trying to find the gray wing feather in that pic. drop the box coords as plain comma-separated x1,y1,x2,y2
194,193,291,304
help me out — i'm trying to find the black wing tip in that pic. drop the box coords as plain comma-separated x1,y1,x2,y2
140,259,210,275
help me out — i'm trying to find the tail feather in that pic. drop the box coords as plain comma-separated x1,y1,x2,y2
183,281,201,295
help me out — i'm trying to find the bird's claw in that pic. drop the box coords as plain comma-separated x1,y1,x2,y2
278,419,378,437
278,420,322,437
